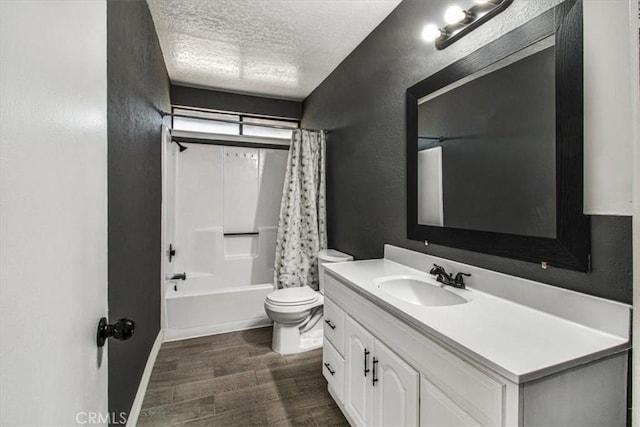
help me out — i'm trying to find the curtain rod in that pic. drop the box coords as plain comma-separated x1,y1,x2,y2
160,106,328,134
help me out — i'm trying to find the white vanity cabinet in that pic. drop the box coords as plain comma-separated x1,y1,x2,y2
324,274,502,426
322,263,629,427
344,316,419,427
322,297,346,404
420,376,480,427
371,333,419,427
344,316,374,426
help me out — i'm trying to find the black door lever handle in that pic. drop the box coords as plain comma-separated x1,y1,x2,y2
97,317,135,347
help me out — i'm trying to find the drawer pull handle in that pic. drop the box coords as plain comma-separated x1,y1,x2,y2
324,319,336,330
324,362,335,376
372,357,379,386
364,349,370,377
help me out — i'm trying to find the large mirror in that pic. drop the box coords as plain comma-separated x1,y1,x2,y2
406,0,589,271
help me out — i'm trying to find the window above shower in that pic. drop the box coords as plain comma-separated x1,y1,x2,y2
172,107,299,140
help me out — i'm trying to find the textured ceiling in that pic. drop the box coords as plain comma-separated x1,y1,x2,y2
147,0,401,100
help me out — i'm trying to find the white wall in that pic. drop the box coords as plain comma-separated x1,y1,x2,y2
583,0,636,215
627,0,640,423
0,1,109,425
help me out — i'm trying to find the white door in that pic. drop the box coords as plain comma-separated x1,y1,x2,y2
0,1,109,425
373,340,419,427
345,316,375,427
420,377,478,427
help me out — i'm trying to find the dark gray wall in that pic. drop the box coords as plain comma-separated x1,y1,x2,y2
107,0,170,419
302,0,632,303
172,84,303,119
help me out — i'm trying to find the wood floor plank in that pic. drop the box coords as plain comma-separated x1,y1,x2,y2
139,327,347,426
311,402,350,427
213,351,287,378
156,342,216,363
205,327,272,350
265,394,326,423
269,413,318,427
284,348,323,364
181,405,268,427
147,362,215,389
141,386,174,409
214,378,302,414
173,371,259,403
256,356,324,384
137,396,215,427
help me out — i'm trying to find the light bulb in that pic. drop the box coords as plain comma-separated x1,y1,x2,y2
421,24,442,42
444,5,466,25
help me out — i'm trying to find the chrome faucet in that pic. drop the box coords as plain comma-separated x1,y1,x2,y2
429,264,470,289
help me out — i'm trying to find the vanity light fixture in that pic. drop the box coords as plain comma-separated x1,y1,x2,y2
421,24,446,42
444,5,470,25
422,0,513,50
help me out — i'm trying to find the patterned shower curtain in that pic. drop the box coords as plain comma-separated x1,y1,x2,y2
274,129,328,290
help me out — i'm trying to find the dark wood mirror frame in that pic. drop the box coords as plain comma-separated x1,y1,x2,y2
406,0,589,272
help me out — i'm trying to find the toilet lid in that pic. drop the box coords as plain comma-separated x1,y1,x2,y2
318,249,352,263
266,286,319,306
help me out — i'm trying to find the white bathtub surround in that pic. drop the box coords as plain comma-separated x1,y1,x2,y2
417,146,444,226
165,283,273,341
274,129,327,290
321,245,630,426
162,140,288,339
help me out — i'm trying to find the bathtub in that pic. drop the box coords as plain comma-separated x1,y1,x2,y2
164,277,274,341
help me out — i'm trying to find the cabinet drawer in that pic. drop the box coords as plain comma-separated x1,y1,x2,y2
323,341,345,404
324,297,345,355
420,376,478,427
420,346,505,427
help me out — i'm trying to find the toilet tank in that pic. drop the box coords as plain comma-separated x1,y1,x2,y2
318,249,353,294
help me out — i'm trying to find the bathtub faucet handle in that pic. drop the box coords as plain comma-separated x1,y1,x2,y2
168,243,176,262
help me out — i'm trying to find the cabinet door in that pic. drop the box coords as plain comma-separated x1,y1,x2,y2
372,340,419,427
322,341,345,404
420,377,478,427
345,316,375,427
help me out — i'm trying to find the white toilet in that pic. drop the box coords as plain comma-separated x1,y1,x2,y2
265,249,353,355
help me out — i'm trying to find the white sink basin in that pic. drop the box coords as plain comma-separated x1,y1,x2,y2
375,276,468,307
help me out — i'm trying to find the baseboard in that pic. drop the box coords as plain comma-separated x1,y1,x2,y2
126,329,164,427
164,317,272,342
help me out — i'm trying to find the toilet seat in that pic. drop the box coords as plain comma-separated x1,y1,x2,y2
266,286,319,307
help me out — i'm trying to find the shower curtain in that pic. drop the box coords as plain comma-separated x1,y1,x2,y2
274,129,327,290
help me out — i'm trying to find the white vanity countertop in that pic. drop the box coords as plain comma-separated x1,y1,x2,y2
324,257,630,384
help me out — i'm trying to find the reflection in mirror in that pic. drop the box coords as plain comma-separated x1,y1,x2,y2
417,37,557,238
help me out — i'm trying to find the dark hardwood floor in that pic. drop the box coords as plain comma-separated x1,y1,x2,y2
138,326,349,426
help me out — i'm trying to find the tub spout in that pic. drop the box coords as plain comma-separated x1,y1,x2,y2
169,272,186,281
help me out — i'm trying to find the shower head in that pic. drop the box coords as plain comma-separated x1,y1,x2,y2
173,140,188,152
